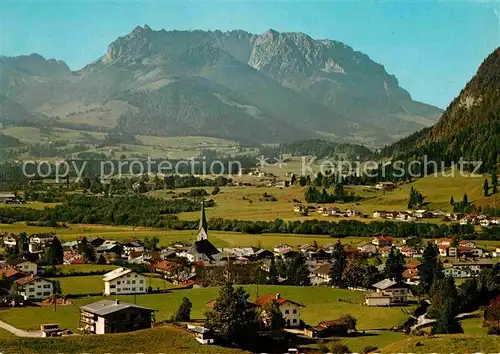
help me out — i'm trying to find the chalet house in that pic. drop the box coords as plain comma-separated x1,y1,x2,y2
439,245,457,257
2,233,17,247
254,249,274,260
493,247,500,258
63,251,85,265
15,275,54,300
396,212,413,222
357,242,378,255
459,240,476,248
254,293,305,328
379,246,392,258
28,234,54,252
365,279,409,306
305,320,349,338
121,241,145,256
0,193,17,204
8,259,38,275
372,211,397,219
102,268,147,296
187,324,215,345
372,236,393,247
81,236,105,248
375,182,396,190
79,300,156,334
273,243,293,255
413,210,433,219
309,263,332,286
403,268,420,282
127,251,161,265
345,209,359,217
442,259,495,278
62,240,79,249
399,246,417,258
435,238,453,247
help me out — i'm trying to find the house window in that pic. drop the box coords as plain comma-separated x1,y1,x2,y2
29,295,35,299
127,281,130,284
140,280,144,284
117,281,121,285
43,285,50,289
117,288,121,292
132,280,136,284
43,292,50,296
110,285,116,289
292,319,297,324
36,292,42,296
285,310,289,314
292,309,297,314
140,287,144,291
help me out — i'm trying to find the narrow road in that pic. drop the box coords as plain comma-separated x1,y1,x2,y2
0,319,44,337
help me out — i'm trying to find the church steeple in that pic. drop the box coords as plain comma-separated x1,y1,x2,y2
197,200,208,241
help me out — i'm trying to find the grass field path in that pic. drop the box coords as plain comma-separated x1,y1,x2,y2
0,318,43,337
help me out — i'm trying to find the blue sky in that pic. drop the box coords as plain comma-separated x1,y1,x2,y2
0,0,498,108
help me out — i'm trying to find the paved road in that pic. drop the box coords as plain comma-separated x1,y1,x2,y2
0,319,44,337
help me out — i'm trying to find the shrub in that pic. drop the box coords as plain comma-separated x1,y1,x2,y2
363,345,378,353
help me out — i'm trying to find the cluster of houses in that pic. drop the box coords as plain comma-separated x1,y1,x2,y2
293,204,367,218
0,257,55,301
459,213,500,227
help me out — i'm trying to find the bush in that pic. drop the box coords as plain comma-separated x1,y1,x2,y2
330,341,351,354
363,345,378,353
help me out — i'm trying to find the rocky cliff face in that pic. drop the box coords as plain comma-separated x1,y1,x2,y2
0,26,442,145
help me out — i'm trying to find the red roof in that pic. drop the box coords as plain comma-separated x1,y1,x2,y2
436,238,452,243
458,246,473,253
405,260,422,269
403,268,420,279
254,293,305,308
439,245,450,250
0,267,25,278
375,236,393,242
154,260,178,272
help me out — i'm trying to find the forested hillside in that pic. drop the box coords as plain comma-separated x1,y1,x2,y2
381,48,500,171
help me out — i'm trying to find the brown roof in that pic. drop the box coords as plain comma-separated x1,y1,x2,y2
405,260,422,269
15,275,50,286
254,293,305,308
0,267,25,278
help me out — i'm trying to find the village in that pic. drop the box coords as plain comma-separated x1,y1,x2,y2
0,201,497,350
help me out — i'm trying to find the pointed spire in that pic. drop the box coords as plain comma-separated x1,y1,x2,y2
197,200,208,241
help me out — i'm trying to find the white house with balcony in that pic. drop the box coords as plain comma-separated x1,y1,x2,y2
365,279,409,306
15,275,53,300
255,293,305,327
102,267,147,296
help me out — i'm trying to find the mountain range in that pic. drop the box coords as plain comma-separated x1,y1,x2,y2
0,26,443,146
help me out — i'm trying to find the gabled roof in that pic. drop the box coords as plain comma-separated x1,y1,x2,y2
102,267,134,282
315,263,332,275
254,293,305,308
405,260,422,269
372,278,408,290
15,275,51,286
80,300,155,316
189,239,220,258
0,267,25,278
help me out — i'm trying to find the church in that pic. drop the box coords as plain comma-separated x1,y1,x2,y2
183,201,226,267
